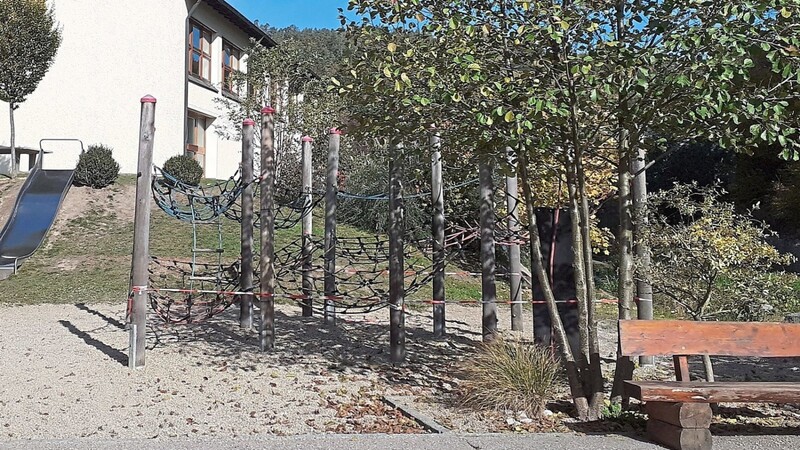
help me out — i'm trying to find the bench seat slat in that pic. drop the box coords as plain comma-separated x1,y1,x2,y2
626,381,800,403
618,320,800,358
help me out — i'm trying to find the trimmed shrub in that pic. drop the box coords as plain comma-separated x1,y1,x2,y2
73,144,120,189
163,155,203,186
460,336,561,417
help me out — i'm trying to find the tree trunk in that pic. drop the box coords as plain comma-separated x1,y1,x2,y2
519,151,592,421
611,130,636,404
631,146,654,365
575,155,605,418
564,159,590,365
702,354,715,382
565,66,604,416
9,103,18,177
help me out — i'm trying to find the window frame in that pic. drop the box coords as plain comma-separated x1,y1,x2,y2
188,20,213,81
222,40,243,96
186,111,208,156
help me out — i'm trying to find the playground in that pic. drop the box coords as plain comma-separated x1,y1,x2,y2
1,100,800,449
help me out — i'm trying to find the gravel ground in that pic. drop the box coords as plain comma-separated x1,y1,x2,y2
1,301,799,441
4,433,800,450
0,302,539,439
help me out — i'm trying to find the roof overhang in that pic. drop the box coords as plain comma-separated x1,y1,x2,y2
200,0,277,47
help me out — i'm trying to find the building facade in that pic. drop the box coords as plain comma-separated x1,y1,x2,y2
0,0,273,179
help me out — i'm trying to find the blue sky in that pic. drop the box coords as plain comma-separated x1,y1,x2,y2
228,0,350,30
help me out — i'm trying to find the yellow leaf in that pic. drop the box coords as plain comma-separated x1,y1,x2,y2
781,7,791,18
504,111,515,122
387,42,397,53
383,66,392,78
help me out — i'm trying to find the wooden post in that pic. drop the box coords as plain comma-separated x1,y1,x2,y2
430,132,446,337
632,147,654,365
389,141,406,363
479,160,498,342
301,136,314,317
239,118,255,329
324,128,340,325
129,95,156,369
259,106,276,351
505,148,523,331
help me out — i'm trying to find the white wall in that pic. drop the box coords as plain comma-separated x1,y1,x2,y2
188,2,255,180
0,0,261,180
0,0,187,174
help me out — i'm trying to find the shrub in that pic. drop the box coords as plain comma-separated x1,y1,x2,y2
163,155,203,186
460,335,560,417
638,182,796,321
73,144,120,189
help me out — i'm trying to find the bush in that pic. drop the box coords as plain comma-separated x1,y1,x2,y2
638,183,796,321
460,335,560,417
73,144,120,188
163,155,203,186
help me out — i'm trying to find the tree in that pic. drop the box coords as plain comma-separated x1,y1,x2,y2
0,0,61,177
338,0,800,419
214,27,347,190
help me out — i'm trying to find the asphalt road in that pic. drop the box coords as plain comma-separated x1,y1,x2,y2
3,433,800,450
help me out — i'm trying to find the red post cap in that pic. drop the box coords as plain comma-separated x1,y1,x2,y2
141,95,157,104
329,127,342,135
302,136,314,142
243,118,256,126
261,106,276,115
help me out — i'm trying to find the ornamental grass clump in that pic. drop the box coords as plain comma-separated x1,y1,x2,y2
460,335,560,418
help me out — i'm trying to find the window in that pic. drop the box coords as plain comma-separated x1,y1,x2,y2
186,111,208,171
188,21,212,81
222,41,242,95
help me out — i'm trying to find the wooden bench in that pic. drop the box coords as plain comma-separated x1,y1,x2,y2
620,319,800,450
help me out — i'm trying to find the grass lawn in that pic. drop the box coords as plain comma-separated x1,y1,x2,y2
0,176,506,308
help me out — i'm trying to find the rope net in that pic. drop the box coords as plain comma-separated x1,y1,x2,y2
145,160,531,322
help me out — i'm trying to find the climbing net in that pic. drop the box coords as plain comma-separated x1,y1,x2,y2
151,166,249,222
147,257,241,324
223,185,324,230
144,157,532,323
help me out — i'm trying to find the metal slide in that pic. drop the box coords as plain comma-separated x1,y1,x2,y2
0,142,79,280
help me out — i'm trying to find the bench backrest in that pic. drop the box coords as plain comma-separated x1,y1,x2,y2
619,320,800,358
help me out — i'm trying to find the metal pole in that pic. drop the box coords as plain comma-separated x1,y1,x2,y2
479,160,498,342
631,147,654,365
301,135,314,317
259,106,276,351
431,132,446,337
129,95,156,369
324,128,340,325
239,118,255,329
389,141,406,363
506,148,523,331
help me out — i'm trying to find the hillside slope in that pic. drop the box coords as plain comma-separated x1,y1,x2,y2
0,177,495,307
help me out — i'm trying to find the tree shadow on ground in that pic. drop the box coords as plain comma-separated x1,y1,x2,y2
144,304,483,395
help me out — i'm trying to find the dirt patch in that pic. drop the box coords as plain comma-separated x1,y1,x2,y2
51,183,136,233
0,177,25,228
0,176,135,243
